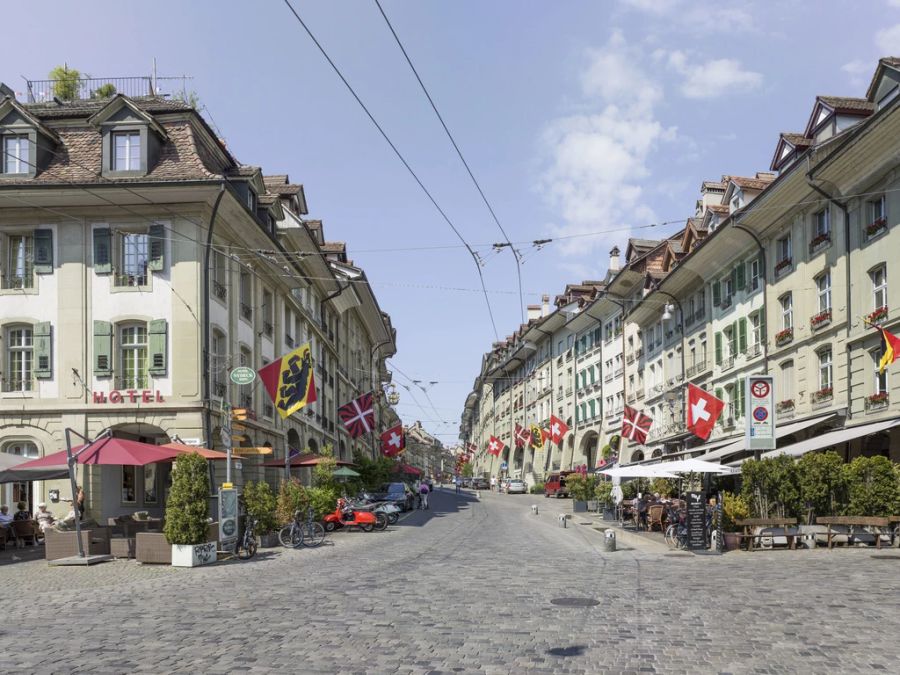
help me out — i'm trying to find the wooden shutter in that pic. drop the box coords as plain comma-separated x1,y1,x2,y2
34,321,52,379
736,379,745,417
759,311,767,344
33,229,53,274
148,224,166,272
712,281,721,306
93,228,112,274
738,318,748,352
736,262,746,290
714,332,722,365
730,266,738,293
148,319,168,376
93,320,113,376
715,388,724,423
730,322,738,356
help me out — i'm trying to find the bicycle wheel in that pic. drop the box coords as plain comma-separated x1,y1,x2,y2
302,522,326,548
236,535,258,560
664,524,676,548
374,512,388,531
279,524,303,548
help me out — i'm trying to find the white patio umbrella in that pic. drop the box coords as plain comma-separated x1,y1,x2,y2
599,465,679,478
657,458,739,475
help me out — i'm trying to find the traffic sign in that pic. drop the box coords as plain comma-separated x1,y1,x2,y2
746,375,776,451
229,367,256,385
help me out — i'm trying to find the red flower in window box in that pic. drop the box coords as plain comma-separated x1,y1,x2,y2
774,258,792,274
810,309,832,328
866,392,888,407
810,233,831,250
865,217,887,237
812,387,833,402
867,306,888,324
775,327,793,345
776,399,794,411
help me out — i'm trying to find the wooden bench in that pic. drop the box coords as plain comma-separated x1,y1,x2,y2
816,516,891,549
736,518,799,551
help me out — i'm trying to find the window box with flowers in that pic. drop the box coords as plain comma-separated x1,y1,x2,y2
809,233,831,254
776,399,795,412
867,306,888,325
865,217,887,240
810,309,832,330
865,392,889,409
774,258,792,277
775,327,793,346
811,387,833,403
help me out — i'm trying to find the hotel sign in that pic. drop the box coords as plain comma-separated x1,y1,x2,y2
92,390,166,404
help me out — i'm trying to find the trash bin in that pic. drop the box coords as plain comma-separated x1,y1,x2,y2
603,529,616,553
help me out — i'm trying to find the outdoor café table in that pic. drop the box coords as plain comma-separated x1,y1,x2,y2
736,518,799,551
816,516,891,549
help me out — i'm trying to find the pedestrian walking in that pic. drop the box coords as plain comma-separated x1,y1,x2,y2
490,475,497,492
455,476,461,494
420,481,430,510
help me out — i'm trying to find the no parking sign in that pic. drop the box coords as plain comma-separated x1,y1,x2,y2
746,375,776,451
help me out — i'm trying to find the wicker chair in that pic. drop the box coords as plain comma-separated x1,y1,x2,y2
648,504,665,532
44,527,111,561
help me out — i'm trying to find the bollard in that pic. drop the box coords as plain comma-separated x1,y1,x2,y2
603,529,616,552
531,504,539,516
558,514,567,528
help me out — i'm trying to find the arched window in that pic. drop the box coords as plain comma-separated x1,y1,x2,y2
4,324,33,392
118,322,148,389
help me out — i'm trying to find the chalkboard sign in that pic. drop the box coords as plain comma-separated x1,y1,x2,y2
686,491,707,551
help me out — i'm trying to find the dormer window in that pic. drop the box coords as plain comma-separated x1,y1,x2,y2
3,134,29,174
247,188,257,212
112,131,141,171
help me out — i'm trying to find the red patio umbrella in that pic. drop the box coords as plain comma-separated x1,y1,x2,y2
160,442,229,460
392,463,422,476
17,437,182,468
261,453,354,468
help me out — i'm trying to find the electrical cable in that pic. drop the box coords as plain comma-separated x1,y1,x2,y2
374,0,525,324
280,0,499,340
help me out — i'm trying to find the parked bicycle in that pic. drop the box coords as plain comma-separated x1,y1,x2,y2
278,507,326,548
235,517,259,560
664,506,688,550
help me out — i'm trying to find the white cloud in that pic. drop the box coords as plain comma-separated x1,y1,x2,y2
662,50,763,99
842,59,872,86
538,33,676,258
888,0,900,8
620,0,756,34
875,23,900,55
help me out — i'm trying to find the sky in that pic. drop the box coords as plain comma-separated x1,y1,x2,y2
12,0,899,444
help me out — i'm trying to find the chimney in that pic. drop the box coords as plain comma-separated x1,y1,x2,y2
609,246,620,273
527,304,542,321
541,294,550,317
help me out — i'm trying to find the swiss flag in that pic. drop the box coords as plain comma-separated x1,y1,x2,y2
487,436,503,456
549,414,569,444
686,383,725,441
380,424,405,457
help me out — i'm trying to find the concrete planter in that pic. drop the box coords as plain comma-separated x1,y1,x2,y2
724,532,742,552
171,541,217,568
572,500,588,513
602,507,617,521
586,500,599,512
259,533,279,548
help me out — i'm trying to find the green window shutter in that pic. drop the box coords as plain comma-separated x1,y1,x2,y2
34,321,52,379
148,224,166,272
736,379,745,417
148,319,168,376
715,388,724,423
759,311,767,344
712,281,721,306
33,229,53,274
730,321,738,355
93,320,113,376
736,263,746,290
714,332,722,365
93,228,112,274
730,266,738,293
738,318,748,352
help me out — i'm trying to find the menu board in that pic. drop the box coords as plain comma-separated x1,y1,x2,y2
686,491,707,551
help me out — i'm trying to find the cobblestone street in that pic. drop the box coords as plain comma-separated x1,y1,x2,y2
3,488,900,674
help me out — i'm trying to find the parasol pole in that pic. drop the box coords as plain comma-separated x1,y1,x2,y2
64,427,112,558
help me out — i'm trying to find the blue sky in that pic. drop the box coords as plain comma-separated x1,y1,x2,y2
13,1,898,443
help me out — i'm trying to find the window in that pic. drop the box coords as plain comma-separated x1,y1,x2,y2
247,188,257,212
750,313,761,346
723,275,734,301
780,293,793,330
813,209,830,238
239,346,252,408
112,131,141,171
869,196,886,224
780,360,794,401
871,265,887,311
143,464,158,505
3,134,29,174
5,326,32,392
777,235,791,263
4,234,33,289
723,326,734,360
119,324,148,389
122,466,137,503
872,348,888,396
818,348,833,390
212,250,228,301
117,232,149,286
239,270,252,321
262,289,274,337
816,271,831,312
749,258,761,291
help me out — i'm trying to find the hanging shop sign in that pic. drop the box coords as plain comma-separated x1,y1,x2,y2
92,390,165,404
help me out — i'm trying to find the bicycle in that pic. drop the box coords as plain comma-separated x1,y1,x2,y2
235,517,259,560
278,507,326,548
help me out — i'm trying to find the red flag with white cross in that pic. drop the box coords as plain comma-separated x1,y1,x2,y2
686,383,725,441
380,424,405,457
487,436,503,456
514,423,531,448
549,414,569,444
621,406,653,445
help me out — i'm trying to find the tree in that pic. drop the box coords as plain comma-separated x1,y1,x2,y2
163,452,210,545
242,480,277,534
461,463,474,477
353,450,394,490
173,89,201,108
797,451,848,520
275,478,307,525
49,65,83,101
92,83,117,98
741,455,802,518
844,455,900,516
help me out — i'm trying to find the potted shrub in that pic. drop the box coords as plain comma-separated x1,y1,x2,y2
567,473,596,512
721,491,750,551
243,481,278,547
595,480,615,520
164,452,216,567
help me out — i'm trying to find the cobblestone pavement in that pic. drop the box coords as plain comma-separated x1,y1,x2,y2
3,487,899,674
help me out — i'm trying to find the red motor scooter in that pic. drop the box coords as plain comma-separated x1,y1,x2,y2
323,498,381,532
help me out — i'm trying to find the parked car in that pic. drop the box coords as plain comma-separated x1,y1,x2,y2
374,482,415,511
544,471,575,498
472,477,489,490
506,479,527,494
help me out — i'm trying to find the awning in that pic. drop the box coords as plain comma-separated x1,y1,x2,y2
0,453,68,483
752,417,900,461
600,465,679,478
702,413,838,462
260,453,354,468
17,437,182,468
654,458,739,474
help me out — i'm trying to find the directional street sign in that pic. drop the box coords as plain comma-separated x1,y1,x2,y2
746,375,776,451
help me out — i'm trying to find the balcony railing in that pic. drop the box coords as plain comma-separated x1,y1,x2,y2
24,74,192,103
263,321,274,338
240,303,253,321
213,381,226,398
240,394,253,409
115,376,150,389
744,343,762,358
114,272,148,288
1,377,34,392
1,273,34,290
263,403,274,419
285,333,295,349
721,355,735,371
212,280,227,301
686,360,708,379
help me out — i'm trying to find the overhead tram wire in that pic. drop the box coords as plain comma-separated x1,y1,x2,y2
387,359,448,428
280,0,499,340
373,0,525,325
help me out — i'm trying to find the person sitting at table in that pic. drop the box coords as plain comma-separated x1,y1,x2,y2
34,503,55,534
0,505,12,546
636,493,649,531
13,501,30,521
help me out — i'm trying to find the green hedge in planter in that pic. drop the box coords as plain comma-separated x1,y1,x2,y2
243,480,277,534
844,455,900,517
741,455,802,519
276,478,308,525
530,483,545,494
797,451,847,520
594,480,613,507
164,452,210,545
566,474,597,502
